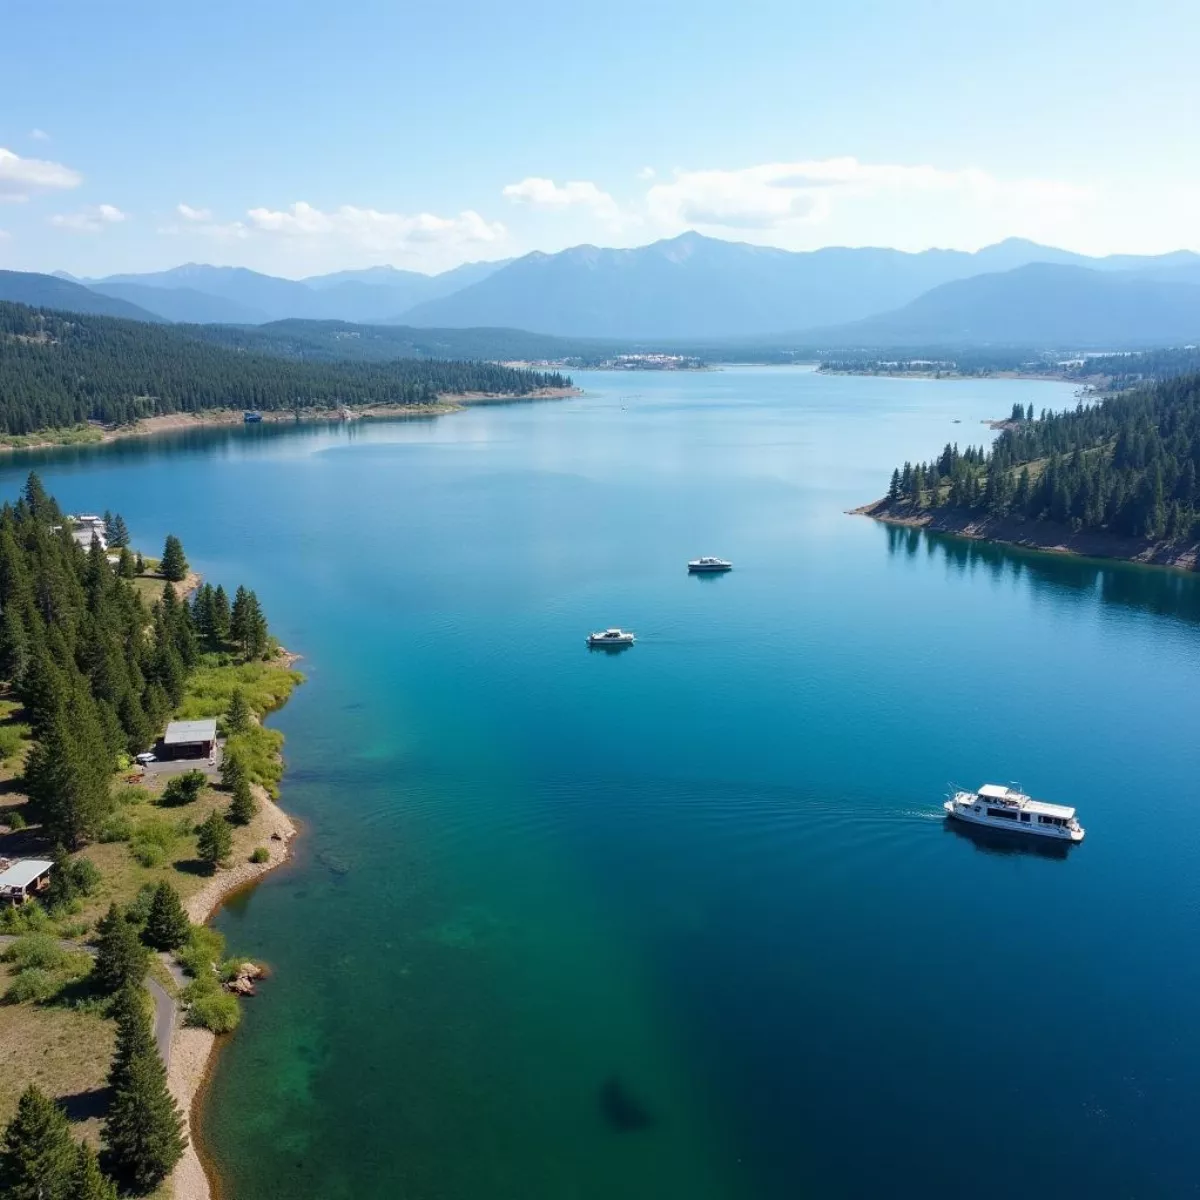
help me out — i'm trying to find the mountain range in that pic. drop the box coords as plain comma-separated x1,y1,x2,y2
6,232,1198,348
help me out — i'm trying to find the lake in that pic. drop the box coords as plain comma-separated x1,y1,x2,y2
8,367,1200,1198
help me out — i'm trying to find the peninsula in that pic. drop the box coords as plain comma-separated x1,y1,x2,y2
0,482,303,1199
856,372,1200,571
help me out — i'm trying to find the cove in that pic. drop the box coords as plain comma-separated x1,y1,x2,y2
5,367,1200,1198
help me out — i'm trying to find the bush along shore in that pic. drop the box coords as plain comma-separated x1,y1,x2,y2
855,373,1200,571
0,474,303,1199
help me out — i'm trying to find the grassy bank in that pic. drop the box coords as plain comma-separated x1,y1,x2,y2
0,646,303,1144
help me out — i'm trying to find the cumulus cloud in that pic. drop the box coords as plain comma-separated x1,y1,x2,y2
49,203,127,233
502,177,619,221
646,157,1090,231
242,201,506,252
176,202,213,222
0,147,82,201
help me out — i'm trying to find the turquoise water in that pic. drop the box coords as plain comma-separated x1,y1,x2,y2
8,368,1200,1198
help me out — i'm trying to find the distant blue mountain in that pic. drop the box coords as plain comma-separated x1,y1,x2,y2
0,271,165,322
803,263,1200,348
398,232,1200,339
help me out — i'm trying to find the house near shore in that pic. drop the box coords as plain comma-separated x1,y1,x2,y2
0,858,54,906
70,513,108,552
161,718,218,760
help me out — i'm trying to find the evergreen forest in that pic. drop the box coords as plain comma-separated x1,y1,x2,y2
0,302,571,435
885,373,1200,544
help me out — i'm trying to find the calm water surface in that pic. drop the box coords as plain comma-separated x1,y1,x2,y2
8,368,1200,1198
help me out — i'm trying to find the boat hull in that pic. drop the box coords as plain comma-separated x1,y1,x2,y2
943,799,1084,843
688,563,732,573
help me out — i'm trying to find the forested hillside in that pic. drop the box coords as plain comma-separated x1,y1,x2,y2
0,302,569,436
883,373,1200,546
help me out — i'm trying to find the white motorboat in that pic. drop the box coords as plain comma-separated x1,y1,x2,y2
944,783,1084,842
587,628,635,647
687,557,732,573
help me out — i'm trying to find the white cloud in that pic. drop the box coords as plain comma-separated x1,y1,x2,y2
49,203,127,233
502,177,619,221
29,129,50,142
645,157,1090,233
0,147,82,201
176,202,213,222
241,201,506,253
637,166,656,180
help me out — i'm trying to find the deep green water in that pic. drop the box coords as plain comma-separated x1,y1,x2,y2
8,367,1200,1198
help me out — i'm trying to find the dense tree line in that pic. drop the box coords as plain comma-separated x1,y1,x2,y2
1070,346,1200,388
0,475,273,845
0,302,571,435
887,372,1200,544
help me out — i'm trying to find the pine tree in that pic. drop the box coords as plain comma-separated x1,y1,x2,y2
102,1045,187,1193
94,904,149,994
887,468,901,502
70,1142,119,1200
160,535,187,583
108,983,156,1093
197,810,233,868
108,513,131,549
220,749,247,792
117,545,136,579
228,776,257,826
226,687,252,735
135,551,145,574
212,584,231,643
144,881,191,951
0,1084,76,1200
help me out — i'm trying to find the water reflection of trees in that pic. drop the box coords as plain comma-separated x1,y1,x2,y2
883,522,1200,626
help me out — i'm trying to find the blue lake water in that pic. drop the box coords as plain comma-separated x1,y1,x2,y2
7,367,1200,1198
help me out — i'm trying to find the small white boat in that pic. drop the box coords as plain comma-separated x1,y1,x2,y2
687,557,732,573
587,628,635,647
944,783,1084,843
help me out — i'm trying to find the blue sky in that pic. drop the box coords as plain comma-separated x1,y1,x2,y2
2,0,1197,277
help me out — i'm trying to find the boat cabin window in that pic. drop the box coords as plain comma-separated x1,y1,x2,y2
986,807,1018,821
1038,815,1064,827
1019,813,1030,822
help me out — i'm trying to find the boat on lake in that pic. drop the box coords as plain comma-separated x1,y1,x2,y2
944,783,1084,842
243,411,263,423
587,628,635,647
687,556,732,573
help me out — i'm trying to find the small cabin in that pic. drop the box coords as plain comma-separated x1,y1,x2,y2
0,858,54,906
161,718,218,760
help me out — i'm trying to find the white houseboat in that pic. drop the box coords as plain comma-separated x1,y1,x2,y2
944,783,1085,842
687,557,732,573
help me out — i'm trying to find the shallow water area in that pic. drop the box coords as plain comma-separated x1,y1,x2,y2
8,367,1200,1199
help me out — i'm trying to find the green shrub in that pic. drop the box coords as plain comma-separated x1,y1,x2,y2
69,857,101,896
125,883,158,926
160,770,208,807
0,903,50,935
2,933,68,972
0,722,30,763
249,847,269,864
55,921,90,940
177,925,226,980
4,967,59,1004
186,989,241,1033
4,809,27,831
115,785,150,806
99,813,134,843
132,842,165,868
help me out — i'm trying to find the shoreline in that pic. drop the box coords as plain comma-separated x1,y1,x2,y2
167,786,299,1200
0,386,583,453
852,498,1200,572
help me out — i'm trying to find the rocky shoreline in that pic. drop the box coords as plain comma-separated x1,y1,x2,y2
853,498,1200,571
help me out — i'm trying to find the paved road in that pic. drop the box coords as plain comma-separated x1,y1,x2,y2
0,934,177,1068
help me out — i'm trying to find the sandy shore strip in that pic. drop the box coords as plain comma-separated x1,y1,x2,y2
0,387,583,453
168,786,298,1200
